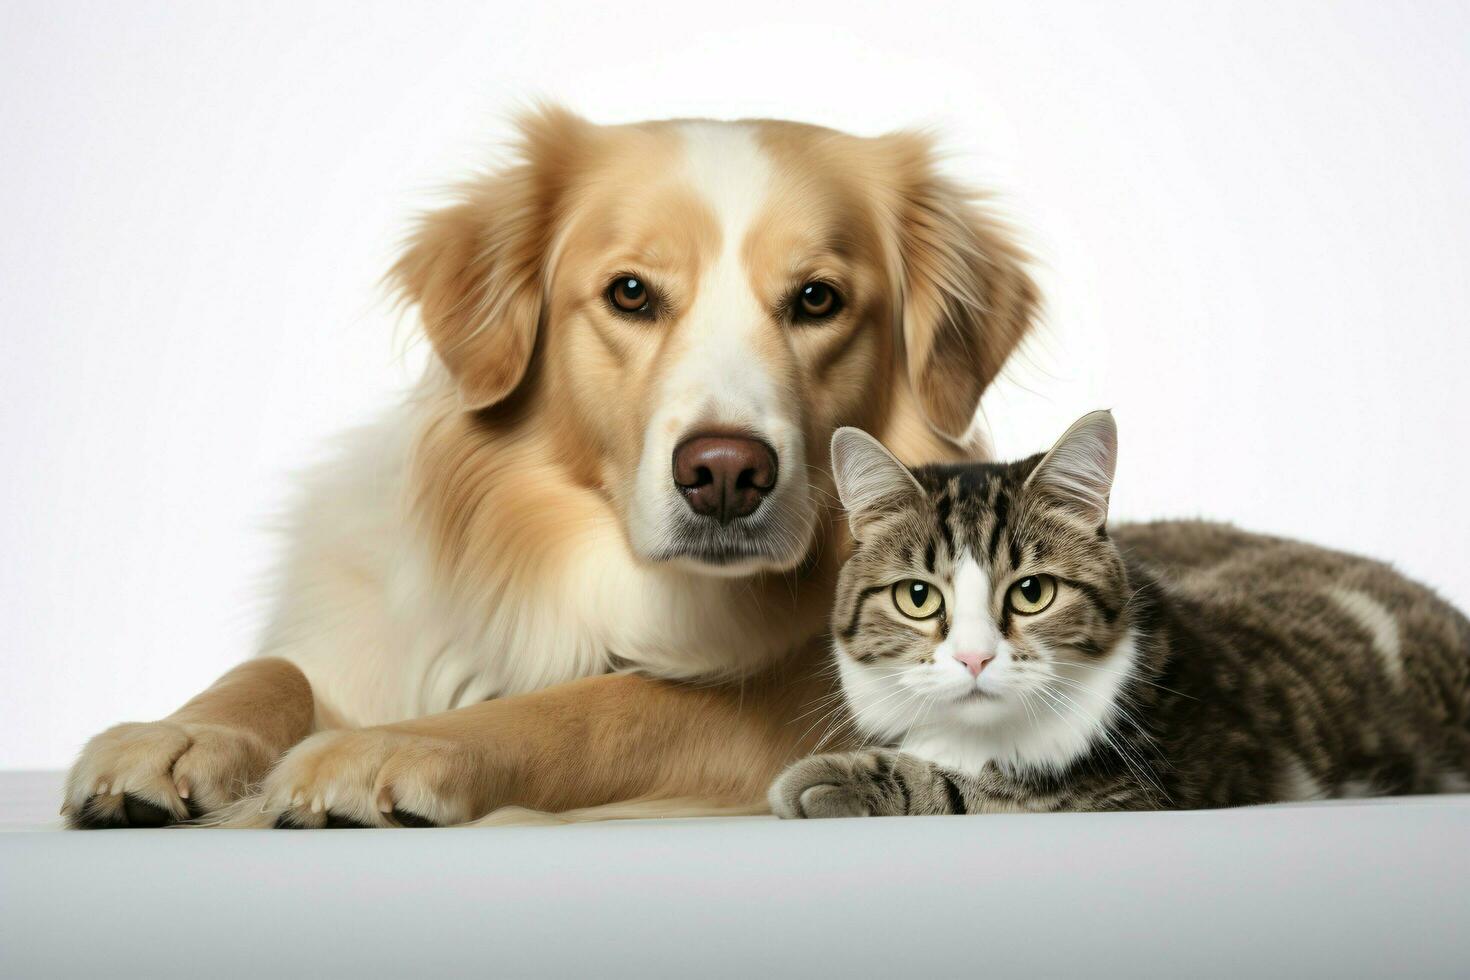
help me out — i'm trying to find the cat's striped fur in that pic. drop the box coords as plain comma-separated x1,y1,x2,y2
770,412,1470,817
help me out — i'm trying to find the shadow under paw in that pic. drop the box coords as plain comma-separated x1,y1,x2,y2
69,793,201,829
272,807,440,829
391,807,438,828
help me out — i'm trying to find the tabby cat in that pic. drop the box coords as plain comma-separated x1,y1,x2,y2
770,412,1470,817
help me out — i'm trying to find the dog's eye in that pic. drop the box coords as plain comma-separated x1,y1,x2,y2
795,282,841,320
608,277,651,314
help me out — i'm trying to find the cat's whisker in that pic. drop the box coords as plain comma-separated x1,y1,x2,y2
836,687,927,753
1039,684,1170,805
1025,687,1094,772
804,672,921,754
876,693,927,740
1016,687,1045,732
1047,674,1164,750
795,699,854,752
810,708,866,756
1052,681,1164,758
1117,580,1155,616
1059,661,1197,701
803,704,867,757
787,696,846,726
1031,686,1142,793
787,667,906,726
909,689,943,738
848,682,925,732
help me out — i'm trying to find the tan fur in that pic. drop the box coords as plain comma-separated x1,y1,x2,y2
62,658,312,824
65,107,1037,828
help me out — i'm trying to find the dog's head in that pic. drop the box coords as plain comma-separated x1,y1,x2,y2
394,107,1037,578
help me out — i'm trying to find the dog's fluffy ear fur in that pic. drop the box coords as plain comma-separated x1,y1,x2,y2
883,133,1039,442
392,105,592,410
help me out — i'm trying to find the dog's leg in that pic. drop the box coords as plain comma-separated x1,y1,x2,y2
231,647,840,828
62,657,314,827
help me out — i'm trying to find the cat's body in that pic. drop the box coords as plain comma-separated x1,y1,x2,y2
770,415,1470,817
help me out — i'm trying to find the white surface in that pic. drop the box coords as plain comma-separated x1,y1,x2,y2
3,2,1470,768
2,773,1468,978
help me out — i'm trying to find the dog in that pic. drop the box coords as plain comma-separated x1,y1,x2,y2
61,106,1038,828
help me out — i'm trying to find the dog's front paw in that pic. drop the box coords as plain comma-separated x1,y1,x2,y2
221,729,488,829
64,720,275,828
769,753,878,819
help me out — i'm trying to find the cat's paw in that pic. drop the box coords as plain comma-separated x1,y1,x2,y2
63,720,275,828
218,729,487,828
769,753,878,819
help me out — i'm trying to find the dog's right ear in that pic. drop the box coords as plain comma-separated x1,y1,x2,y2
391,106,592,410
878,132,1040,443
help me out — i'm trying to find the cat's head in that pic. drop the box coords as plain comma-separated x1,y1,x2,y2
829,411,1130,740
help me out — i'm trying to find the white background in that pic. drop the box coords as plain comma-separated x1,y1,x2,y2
2,1,1467,770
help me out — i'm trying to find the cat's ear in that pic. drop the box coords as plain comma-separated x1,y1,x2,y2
831,427,926,539
1025,410,1118,526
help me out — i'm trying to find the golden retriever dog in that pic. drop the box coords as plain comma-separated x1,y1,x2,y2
61,106,1037,828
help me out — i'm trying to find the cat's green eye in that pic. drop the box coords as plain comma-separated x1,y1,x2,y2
1007,575,1058,615
893,580,944,620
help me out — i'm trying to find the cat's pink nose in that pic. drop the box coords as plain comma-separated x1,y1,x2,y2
954,650,993,677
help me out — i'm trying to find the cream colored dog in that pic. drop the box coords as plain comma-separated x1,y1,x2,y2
63,107,1037,828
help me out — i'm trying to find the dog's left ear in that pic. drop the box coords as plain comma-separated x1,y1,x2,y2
884,134,1040,442
391,105,592,410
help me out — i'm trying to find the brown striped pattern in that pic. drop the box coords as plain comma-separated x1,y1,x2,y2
784,446,1470,816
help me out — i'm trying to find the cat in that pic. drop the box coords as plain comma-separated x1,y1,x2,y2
770,411,1470,817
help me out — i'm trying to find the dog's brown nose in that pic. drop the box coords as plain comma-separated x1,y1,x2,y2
672,435,777,524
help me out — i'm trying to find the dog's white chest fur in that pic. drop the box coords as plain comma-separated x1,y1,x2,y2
258,402,794,728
